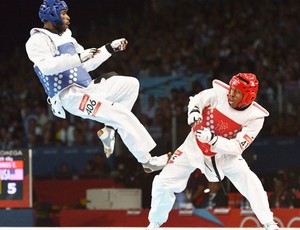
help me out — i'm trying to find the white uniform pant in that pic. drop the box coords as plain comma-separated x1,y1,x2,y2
60,75,156,163
148,132,274,225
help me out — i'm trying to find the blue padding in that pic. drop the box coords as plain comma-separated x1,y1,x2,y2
0,209,34,226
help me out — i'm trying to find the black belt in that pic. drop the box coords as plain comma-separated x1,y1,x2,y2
211,156,227,196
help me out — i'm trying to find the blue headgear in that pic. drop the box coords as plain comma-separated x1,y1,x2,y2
39,0,68,26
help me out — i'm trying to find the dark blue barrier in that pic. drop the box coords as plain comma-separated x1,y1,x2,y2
32,146,111,177
250,136,300,173
0,209,35,226
31,136,300,176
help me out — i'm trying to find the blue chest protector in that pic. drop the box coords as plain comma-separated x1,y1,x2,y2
34,42,92,98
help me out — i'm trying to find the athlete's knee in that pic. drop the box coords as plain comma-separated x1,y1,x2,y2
130,76,139,86
126,76,139,91
152,175,168,194
111,102,135,120
152,174,183,194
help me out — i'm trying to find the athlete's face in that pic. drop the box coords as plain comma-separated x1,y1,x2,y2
60,9,70,32
228,86,244,109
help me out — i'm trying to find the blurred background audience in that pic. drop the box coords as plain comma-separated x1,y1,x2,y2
1,0,300,221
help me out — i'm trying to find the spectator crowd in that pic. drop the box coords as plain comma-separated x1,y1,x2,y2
1,0,300,150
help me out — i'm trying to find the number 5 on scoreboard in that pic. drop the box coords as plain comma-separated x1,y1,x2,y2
7,182,17,195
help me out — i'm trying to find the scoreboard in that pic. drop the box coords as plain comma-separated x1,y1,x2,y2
0,149,32,208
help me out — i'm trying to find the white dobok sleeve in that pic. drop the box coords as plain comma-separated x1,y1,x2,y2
81,45,112,72
25,32,82,75
211,117,265,156
187,88,218,114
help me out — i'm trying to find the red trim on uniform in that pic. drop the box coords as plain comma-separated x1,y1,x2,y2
243,134,253,144
239,143,243,150
213,80,229,90
252,103,269,115
79,94,90,111
174,149,183,156
92,102,102,116
168,149,183,164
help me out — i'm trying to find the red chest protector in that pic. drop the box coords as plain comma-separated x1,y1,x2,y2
193,107,242,156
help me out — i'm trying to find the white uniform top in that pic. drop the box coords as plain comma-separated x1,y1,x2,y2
25,28,112,97
25,28,113,118
26,28,111,76
184,79,269,170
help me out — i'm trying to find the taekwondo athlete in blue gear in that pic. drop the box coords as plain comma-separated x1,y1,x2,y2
25,0,170,173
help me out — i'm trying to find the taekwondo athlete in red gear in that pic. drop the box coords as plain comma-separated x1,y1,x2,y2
146,73,279,230
25,0,169,173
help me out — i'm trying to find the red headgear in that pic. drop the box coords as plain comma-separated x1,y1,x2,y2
229,73,259,108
